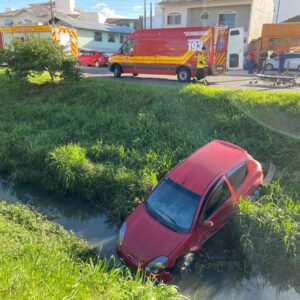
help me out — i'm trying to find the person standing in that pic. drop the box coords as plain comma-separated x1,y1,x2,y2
278,50,286,73
196,47,208,85
260,51,268,73
248,49,257,74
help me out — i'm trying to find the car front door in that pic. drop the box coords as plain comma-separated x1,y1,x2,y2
193,177,235,250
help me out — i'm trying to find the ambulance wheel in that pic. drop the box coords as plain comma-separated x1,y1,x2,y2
133,73,138,77
94,61,100,68
113,65,122,78
177,67,191,83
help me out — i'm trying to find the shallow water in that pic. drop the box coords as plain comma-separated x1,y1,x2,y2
0,180,298,300
0,180,118,257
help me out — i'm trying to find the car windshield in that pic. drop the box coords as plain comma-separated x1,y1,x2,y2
144,178,201,233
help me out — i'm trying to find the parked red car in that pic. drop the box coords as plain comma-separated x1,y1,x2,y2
78,50,109,67
117,140,264,281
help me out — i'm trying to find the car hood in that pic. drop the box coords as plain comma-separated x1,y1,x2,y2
122,204,188,264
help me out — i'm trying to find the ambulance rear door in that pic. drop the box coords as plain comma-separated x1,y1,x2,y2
227,27,244,70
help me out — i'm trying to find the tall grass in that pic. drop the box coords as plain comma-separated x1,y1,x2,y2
0,201,182,299
0,68,299,224
237,182,300,292
0,68,300,294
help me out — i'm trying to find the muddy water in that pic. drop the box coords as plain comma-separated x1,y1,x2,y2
0,181,299,300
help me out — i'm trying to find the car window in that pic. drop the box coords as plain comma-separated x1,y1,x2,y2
145,178,201,233
227,162,248,191
203,179,231,220
123,40,135,54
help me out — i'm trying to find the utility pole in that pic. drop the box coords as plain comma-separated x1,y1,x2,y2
144,0,147,29
150,2,153,29
50,0,54,24
276,0,281,23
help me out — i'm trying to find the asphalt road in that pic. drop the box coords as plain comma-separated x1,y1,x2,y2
81,66,300,92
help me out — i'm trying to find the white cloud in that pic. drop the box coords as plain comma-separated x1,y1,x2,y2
91,3,107,10
91,2,128,22
133,5,142,12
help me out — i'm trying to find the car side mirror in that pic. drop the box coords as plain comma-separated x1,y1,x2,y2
203,219,214,227
118,48,124,54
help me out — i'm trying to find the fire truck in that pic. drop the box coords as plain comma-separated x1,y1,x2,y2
0,25,78,58
109,26,244,82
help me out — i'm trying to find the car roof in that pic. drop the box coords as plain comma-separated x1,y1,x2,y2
168,140,248,195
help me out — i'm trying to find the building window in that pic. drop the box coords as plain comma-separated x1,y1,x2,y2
108,33,116,43
4,19,14,26
120,34,127,44
201,12,209,20
167,13,181,25
219,12,236,28
94,32,102,42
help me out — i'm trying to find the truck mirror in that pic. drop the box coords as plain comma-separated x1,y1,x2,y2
119,48,124,54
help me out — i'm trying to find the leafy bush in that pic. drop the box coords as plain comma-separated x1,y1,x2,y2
2,35,81,82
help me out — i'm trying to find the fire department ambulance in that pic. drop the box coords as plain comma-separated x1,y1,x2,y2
0,25,78,58
108,26,244,82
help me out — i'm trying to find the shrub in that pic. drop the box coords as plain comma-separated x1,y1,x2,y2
2,35,82,82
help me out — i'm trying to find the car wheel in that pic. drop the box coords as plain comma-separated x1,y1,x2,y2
177,67,191,83
113,64,122,78
172,253,195,277
133,73,138,77
265,63,273,71
94,61,100,68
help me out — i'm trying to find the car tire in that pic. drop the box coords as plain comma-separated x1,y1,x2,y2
172,253,195,277
94,61,100,68
133,73,138,77
265,63,273,71
177,67,191,83
113,65,122,78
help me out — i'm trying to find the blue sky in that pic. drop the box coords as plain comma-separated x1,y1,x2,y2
0,0,159,19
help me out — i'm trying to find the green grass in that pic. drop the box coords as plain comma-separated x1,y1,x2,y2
0,201,182,299
0,68,299,223
0,68,300,295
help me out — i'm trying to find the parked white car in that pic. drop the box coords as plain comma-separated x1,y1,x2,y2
265,53,300,71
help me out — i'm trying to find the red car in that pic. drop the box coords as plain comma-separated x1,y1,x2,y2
78,50,109,67
117,140,264,281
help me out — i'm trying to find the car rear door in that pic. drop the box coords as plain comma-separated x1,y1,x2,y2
195,177,235,247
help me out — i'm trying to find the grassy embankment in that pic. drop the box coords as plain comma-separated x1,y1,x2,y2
0,201,181,299
0,69,299,293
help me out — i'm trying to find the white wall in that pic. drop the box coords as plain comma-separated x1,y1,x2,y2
55,0,75,15
248,0,274,42
273,0,300,22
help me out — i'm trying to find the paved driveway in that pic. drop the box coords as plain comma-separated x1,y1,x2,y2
81,66,300,92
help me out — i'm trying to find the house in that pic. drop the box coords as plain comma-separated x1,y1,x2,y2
0,1,83,26
105,18,143,30
0,0,133,53
55,14,132,52
159,0,274,44
261,22,300,54
273,0,300,23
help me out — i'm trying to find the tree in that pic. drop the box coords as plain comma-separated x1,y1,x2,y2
2,35,81,82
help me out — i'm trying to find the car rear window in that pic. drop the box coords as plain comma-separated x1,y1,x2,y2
227,162,248,191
